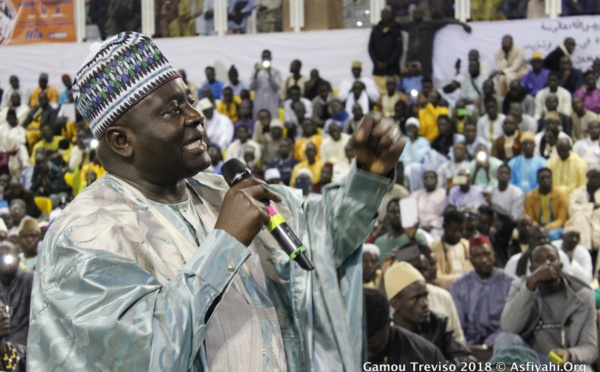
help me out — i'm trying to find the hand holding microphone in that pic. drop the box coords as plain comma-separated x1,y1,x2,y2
215,176,282,247
221,159,315,271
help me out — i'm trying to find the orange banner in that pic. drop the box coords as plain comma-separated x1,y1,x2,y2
1,0,76,46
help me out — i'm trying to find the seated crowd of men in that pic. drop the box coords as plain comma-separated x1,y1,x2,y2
0,28,599,370
358,35,600,369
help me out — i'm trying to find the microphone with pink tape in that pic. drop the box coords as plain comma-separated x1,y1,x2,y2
221,159,315,271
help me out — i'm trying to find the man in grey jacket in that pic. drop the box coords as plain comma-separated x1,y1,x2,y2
495,242,597,369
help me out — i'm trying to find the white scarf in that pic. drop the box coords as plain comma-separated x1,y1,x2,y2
559,44,573,62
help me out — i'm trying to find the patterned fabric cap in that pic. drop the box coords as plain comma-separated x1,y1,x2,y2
73,32,180,138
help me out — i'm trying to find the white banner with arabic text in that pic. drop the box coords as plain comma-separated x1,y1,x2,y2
433,16,600,85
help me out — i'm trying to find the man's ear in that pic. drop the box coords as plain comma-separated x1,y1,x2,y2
104,126,134,158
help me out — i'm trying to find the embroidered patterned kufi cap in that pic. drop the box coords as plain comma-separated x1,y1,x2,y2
73,32,180,138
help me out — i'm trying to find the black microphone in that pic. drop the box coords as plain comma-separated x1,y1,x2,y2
221,159,315,271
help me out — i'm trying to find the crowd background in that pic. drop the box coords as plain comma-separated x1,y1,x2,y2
0,2,599,371
83,0,600,41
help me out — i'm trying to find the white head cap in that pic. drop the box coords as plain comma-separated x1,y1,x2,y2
265,168,282,181
198,98,214,111
363,243,380,256
406,117,420,129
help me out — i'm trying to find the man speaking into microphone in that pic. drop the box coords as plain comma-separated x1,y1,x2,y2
27,32,404,371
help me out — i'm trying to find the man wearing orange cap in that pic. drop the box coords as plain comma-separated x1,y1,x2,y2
521,51,550,97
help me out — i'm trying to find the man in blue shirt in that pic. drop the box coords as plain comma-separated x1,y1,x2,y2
521,52,550,97
199,66,224,100
508,131,547,193
58,74,73,105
